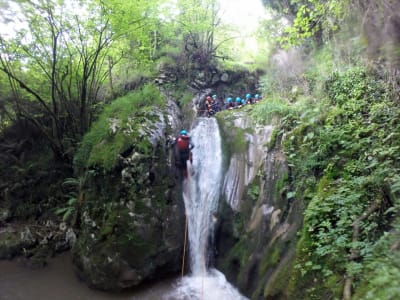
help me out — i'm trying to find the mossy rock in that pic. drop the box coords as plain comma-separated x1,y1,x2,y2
72,88,185,290
0,227,37,259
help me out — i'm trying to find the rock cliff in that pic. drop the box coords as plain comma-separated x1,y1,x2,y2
72,95,186,290
215,108,301,299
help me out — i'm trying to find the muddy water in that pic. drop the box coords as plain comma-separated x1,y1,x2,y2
0,252,175,300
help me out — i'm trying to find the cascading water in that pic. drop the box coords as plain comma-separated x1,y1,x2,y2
185,117,222,275
164,118,248,300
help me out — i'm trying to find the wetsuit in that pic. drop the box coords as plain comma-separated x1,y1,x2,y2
175,135,194,172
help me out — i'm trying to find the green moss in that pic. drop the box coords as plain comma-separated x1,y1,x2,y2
224,238,252,271
259,244,281,275
216,113,233,169
74,84,164,171
216,112,248,157
275,172,288,197
267,127,279,150
263,255,295,299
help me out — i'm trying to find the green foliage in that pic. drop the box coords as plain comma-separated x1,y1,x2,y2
227,238,253,269
281,67,400,298
278,0,348,47
74,84,164,171
250,97,294,124
100,0,165,62
247,184,260,202
0,0,115,160
55,177,81,222
354,226,400,300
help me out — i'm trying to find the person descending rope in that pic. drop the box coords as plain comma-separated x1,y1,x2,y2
172,129,195,178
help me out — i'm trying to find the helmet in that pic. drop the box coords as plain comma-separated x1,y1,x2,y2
212,94,217,99
255,94,259,99
180,129,188,135
227,97,232,102
246,93,251,99
236,97,241,102
206,96,211,100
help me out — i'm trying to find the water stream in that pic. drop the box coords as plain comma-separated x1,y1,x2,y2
164,117,248,300
0,118,247,300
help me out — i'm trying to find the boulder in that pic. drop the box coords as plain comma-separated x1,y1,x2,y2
0,226,37,259
72,99,185,290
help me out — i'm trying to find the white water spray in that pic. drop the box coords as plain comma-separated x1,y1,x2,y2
164,118,248,300
185,118,223,275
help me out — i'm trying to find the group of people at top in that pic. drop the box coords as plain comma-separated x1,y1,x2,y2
204,93,262,117
172,92,263,178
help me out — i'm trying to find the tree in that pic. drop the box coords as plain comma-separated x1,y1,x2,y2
176,0,221,67
0,0,112,161
266,0,348,47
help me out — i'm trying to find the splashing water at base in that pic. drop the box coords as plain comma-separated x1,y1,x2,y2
164,269,248,300
164,118,248,300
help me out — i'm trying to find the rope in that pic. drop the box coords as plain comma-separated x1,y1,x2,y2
181,214,188,278
181,173,191,278
180,178,190,300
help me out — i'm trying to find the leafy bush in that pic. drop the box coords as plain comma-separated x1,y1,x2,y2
250,97,294,124
279,67,400,298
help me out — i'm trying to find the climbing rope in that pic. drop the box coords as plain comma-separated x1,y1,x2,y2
181,173,191,278
181,214,188,278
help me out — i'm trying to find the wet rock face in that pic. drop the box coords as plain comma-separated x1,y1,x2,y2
72,100,185,291
216,113,302,299
221,111,273,210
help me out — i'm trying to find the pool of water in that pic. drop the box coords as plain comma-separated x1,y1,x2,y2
0,252,247,300
0,252,175,300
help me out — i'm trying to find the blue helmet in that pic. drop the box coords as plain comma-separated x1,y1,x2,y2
246,93,251,99
255,94,259,99
180,129,188,135
236,97,241,102
227,97,232,102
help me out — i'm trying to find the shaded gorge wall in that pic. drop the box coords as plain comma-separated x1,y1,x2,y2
215,109,303,299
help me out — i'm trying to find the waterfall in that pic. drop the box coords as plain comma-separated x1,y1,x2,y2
184,117,223,275
164,118,248,300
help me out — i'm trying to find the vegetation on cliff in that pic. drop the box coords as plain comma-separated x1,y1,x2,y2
1,0,400,298
74,84,164,171
243,1,400,299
